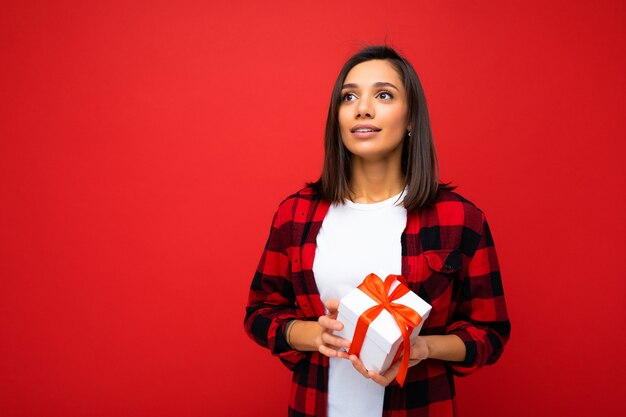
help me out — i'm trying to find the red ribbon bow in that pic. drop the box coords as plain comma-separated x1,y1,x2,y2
347,273,422,387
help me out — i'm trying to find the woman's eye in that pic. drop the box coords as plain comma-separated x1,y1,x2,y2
378,91,393,100
342,92,357,102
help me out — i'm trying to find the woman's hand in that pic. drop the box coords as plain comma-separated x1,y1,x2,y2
286,299,351,357
316,299,351,359
349,336,430,386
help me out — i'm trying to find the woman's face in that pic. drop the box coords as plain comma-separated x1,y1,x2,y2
339,59,409,162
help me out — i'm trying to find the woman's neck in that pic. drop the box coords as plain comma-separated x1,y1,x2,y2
348,155,404,204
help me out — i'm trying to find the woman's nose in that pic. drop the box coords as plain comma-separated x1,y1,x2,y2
356,97,374,119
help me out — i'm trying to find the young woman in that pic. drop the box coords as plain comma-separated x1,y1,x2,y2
244,45,510,417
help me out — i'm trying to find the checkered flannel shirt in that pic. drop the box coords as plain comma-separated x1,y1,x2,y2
244,186,510,417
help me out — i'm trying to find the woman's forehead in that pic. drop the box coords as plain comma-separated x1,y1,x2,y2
343,60,403,87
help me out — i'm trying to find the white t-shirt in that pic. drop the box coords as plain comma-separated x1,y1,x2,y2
313,187,408,417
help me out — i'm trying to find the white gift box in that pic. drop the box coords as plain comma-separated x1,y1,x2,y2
335,276,432,374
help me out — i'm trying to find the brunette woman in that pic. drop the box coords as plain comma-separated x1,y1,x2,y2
244,45,510,417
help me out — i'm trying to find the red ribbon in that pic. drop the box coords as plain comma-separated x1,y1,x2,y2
347,273,422,387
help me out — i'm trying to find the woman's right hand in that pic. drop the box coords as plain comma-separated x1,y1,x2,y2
287,299,351,358
316,299,351,359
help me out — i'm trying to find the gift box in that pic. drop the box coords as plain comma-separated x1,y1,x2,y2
335,273,431,386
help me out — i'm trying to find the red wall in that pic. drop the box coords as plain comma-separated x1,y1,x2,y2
1,1,625,416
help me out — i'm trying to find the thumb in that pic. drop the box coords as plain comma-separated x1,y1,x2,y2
325,298,340,314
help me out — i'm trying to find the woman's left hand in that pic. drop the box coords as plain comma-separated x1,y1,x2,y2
349,336,430,387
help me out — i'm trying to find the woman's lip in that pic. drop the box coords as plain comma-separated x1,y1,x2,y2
352,130,380,139
351,124,381,132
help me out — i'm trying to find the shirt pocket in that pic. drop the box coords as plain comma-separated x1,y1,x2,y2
414,249,462,308
409,249,462,328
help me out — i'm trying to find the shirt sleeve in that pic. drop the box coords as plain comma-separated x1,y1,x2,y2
445,213,511,376
243,205,310,370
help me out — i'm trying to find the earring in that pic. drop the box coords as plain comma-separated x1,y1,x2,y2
408,131,411,137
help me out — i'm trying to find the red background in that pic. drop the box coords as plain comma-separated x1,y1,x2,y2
1,1,625,416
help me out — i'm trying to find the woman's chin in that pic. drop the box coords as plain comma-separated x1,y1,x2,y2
346,145,404,164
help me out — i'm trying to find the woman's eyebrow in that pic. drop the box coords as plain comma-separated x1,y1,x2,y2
341,82,400,91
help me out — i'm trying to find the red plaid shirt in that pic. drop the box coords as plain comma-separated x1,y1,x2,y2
244,186,510,417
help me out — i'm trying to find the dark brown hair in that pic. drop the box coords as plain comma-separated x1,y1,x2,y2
307,45,454,210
